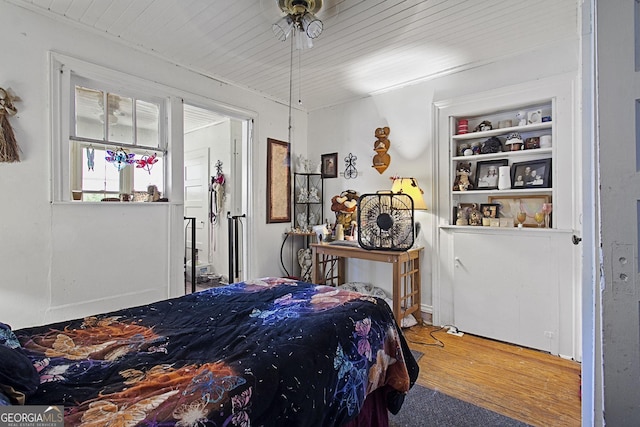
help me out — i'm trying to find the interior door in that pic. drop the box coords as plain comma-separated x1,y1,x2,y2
184,148,209,264
596,1,640,423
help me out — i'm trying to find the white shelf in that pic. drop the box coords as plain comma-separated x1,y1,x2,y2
452,121,552,141
439,224,573,234
452,188,552,196
452,147,552,162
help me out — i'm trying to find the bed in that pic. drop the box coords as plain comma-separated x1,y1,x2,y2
1,277,419,426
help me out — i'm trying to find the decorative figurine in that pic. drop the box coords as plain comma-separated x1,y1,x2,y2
331,190,359,234
452,162,473,191
0,87,20,163
468,204,483,226
471,141,481,155
308,187,319,203
297,188,309,203
455,207,468,226
505,132,524,151
372,127,391,174
480,136,503,154
474,120,493,132
298,248,313,282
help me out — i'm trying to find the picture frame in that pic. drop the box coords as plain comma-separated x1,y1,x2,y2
453,202,479,225
266,138,291,223
321,152,338,178
457,202,476,218
474,159,508,190
511,158,552,189
488,195,551,228
480,203,499,218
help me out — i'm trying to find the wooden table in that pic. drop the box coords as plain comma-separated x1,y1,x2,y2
310,243,423,325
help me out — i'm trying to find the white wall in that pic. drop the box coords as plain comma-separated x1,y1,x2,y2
0,0,578,329
0,1,306,329
307,37,580,316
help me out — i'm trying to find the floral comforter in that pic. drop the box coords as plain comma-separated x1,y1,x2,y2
15,277,418,426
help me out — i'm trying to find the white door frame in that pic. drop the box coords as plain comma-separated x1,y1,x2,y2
178,98,255,287
593,1,640,424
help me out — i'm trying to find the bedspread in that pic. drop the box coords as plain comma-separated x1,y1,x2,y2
13,277,418,426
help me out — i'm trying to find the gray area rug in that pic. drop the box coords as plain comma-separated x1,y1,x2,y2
390,383,532,427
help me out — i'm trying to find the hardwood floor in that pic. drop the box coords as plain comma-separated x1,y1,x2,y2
403,325,581,427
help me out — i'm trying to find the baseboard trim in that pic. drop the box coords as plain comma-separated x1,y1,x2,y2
44,289,163,324
420,304,433,325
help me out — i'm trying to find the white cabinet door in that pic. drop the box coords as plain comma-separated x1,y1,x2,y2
452,232,561,354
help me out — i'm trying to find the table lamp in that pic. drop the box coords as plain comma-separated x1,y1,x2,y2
390,177,427,210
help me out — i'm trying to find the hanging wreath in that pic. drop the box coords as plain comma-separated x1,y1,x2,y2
0,87,21,163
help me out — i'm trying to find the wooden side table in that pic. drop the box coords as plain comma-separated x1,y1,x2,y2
310,243,423,325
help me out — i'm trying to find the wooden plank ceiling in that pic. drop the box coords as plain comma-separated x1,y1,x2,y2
10,0,578,112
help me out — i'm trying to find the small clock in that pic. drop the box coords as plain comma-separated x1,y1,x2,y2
528,109,542,124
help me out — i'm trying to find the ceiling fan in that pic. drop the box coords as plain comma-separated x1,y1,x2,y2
272,0,324,49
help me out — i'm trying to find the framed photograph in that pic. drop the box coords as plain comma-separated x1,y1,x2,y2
266,138,291,223
480,203,499,218
511,158,552,189
488,195,551,228
321,152,338,178
474,159,508,190
457,203,477,218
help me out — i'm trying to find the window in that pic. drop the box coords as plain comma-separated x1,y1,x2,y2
69,75,167,202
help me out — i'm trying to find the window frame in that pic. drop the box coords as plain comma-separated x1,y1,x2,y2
50,53,172,203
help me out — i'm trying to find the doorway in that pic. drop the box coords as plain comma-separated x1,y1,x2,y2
183,103,249,291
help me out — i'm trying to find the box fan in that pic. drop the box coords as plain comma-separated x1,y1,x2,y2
357,192,415,251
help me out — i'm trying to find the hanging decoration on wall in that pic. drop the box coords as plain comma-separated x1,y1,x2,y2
210,160,226,226
86,146,95,171
372,126,391,174
343,153,358,179
106,148,135,171
0,87,21,163
136,152,158,174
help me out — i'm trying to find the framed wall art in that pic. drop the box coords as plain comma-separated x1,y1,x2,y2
474,159,508,190
511,158,552,189
266,138,291,223
488,195,551,228
321,152,338,178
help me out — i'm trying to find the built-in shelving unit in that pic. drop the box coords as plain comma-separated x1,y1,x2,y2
433,76,580,360
449,101,554,228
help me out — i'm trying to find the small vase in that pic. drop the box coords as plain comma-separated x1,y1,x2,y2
498,166,511,190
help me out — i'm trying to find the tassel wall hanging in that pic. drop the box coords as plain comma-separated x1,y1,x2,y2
0,87,20,163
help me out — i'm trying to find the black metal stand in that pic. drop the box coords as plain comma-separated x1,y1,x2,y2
227,212,246,283
184,217,197,293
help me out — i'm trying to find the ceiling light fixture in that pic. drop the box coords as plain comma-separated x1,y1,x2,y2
273,0,323,49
